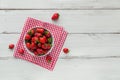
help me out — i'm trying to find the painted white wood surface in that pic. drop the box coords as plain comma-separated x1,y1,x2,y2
0,0,120,9
1,58,120,80
0,34,120,57
0,10,120,33
0,0,120,80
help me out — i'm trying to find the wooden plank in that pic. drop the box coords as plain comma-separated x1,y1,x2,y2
0,58,120,80
0,10,120,33
0,0,120,9
1,34,120,57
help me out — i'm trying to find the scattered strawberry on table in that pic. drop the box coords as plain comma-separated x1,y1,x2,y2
25,27,53,56
63,48,69,54
51,13,60,20
9,44,14,49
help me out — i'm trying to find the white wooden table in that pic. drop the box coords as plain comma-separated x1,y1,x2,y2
0,0,120,80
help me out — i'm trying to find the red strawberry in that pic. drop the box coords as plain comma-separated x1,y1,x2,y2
31,42,37,50
46,55,52,63
51,13,59,20
45,31,51,37
25,34,31,40
30,49,34,52
36,28,44,34
41,44,47,49
34,51,38,55
34,33,42,37
32,37,39,44
39,36,46,43
63,48,69,54
43,50,48,54
37,43,41,47
37,49,44,55
28,29,35,35
9,44,14,49
26,42,31,49
18,49,24,54
47,44,51,50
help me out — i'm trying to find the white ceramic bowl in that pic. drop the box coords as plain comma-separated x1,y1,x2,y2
23,26,54,57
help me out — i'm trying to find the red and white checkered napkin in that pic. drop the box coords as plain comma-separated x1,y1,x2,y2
14,17,68,71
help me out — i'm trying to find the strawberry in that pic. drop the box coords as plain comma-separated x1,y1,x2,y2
25,34,31,40
47,44,51,50
34,33,42,37
32,37,39,44
37,43,41,47
34,51,38,55
18,49,24,54
42,43,51,50
46,55,52,63
45,31,51,37
51,13,59,20
41,44,48,49
28,29,35,35
63,48,69,54
43,50,48,54
30,49,34,52
9,44,14,49
39,36,47,43
26,42,31,49
36,28,44,34
37,49,44,55
31,42,37,50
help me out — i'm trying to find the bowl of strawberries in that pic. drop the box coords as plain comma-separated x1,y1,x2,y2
24,26,53,57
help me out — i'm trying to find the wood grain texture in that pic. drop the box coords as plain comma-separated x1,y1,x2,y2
0,58,120,80
0,0,120,80
0,10,120,33
0,0,120,9
1,34,120,58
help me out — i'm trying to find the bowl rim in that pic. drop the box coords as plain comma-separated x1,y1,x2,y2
23,26,54,57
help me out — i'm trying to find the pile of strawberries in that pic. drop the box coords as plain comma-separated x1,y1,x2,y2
25,27,53,56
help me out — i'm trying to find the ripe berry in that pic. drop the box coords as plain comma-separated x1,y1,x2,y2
51,13,59,20
26,43,31,49
63,48,69,54
28,29,35,35
37,49,44,55
18,49,24,54
34,51,38,55
25,34,31,40
47,44,51,50
36,28,44,34
31,42,37,50
9,44,14,49
45,31,51,37
46,55,52,63
39,36,46,43
32,37,39,44
41,44,47,49
37,43,41,47
34,33,42,37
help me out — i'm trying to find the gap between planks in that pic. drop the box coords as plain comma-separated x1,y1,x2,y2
1,8,120,10
2,32,120,34
0,56,120,60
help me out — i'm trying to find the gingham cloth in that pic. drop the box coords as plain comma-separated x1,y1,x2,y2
14,17,68,71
